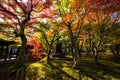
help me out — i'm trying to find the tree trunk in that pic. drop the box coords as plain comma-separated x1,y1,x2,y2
73,52,78,68
67,24,78,68
15,31,27,67
15,34,27,80
5,46,9,62
111,45,119,55
91,42,95,56
78,48,82,57
47,51,51,64
13,25,27,80
71,44,78,68
77,42,83,57
111,44,120,63
47,45,52,64
94,47,99,64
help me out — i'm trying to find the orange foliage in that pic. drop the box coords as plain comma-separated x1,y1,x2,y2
64,13,72,24
72,23,78,32
59,26,67,32
80,34,90,41
28,36,47,59
71,0,82,9
47,31,53,36
85,0,120,14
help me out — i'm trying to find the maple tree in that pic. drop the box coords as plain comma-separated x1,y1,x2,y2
55,0,87,67
84,0,120,62
0,0,54,79
33,22,63,63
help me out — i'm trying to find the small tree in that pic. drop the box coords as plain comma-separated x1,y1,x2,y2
33,22,61,64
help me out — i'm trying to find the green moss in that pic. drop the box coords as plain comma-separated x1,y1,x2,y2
25,54,120,80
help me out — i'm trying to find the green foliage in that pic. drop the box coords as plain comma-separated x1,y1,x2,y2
56,0,72,16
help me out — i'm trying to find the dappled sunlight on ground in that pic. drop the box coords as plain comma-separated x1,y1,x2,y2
25,54,120,80
0,54,120,80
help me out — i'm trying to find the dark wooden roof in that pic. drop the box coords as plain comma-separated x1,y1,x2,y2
0,39,17,46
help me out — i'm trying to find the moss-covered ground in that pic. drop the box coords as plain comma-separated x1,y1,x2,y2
0,53,120,80
26,54,120,80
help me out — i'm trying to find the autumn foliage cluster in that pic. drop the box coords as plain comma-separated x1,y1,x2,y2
27,36,47,59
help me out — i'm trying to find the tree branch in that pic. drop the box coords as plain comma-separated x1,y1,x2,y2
14,0,26,14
